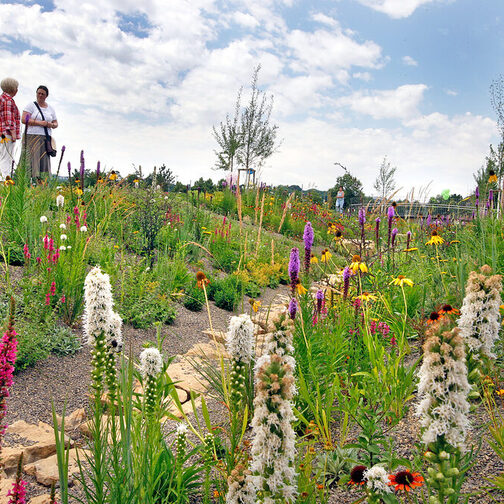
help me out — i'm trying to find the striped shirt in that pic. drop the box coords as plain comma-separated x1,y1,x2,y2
0,92,20,138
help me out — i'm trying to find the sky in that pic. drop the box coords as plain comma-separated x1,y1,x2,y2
1,0,503,198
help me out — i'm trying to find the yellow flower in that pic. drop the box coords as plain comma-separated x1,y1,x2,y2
391,275,414,287
249,299,262,312
489,171,498,183
203,231,212,235
310,254,319,264
496,389,504,396
403,247,418,252
450,240,460,244
426,231,444,246
349,255,368,274
74,188,83,196
355,292,377,302
296,280,308,295
133,179,139,183
321,249,332,263
4,176,14,186
109,171,117,181
0,135,10,144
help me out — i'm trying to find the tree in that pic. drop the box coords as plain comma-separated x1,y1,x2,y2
373,156,397,201
145,164,176,191
329,173,364,206
212,88,242,171
212,65,280,173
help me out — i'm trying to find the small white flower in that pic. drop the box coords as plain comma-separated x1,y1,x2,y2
59,245,66,251
176,423,188,436
60,234,67,241
56,194,64,207
164,196,168,200
67,245,72,250
139,348,163,378
227,314,255,364
56,185,62,189
80,225,87,232
59,223,66,230
364,465,392,494
40,215,48,223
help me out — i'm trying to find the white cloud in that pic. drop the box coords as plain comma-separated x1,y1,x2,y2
445,89,458,96
402,55,418,66
337,84,428,120
232,12,260,29
356,0,447,19
311,13,339,28
285,29,384,78
353,72,373,81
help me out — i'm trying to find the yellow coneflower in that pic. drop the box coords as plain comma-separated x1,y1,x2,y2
203,231,212,235
249,298,261,312
450,240,460,244
426,230,444,246
74,188,83,196
489,170,498,183
310,254,319,264
391,275,414,287
355,292,377,302
0,135,10,144
403,247,419,252
196,271,209,289
4,176,14,186
333,230,343,242
321,249,332,263
438,304,459,315
295,279,308,295
349,254,368,274
109,171,117,181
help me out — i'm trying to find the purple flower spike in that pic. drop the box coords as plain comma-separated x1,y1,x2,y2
303,222,314,249
387,206,395,221
316,289,324,314
426,214,431,227
343,266,351,301
406,230,412,249
288,247,300,294
475,186,479,198
358,207,366,226
96,161,100,179
288,298,297,320
391,227,398,247
303,222,314,272
25,113,31,125
67,161,71,178
61,145,66,153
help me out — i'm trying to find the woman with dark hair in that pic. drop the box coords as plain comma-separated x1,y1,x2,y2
22,85,58,179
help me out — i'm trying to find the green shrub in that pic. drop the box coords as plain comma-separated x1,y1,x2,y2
122,295,177,329
183,285,205,311
15,320,51,370
210,276,243,311
49,326,82,356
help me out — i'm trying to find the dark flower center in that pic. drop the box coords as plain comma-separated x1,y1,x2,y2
429,312,440,321
442,304,452,312
350,465,366,483
395,471,414,485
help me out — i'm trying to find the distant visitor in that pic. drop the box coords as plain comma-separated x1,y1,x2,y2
335,186,345,212
0,77,20,181
22,85,58,180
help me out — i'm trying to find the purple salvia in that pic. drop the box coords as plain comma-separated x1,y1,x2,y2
61,145,65,153
288,298,297,320
391,227,398,247
358,207,366,226
426,214,431,227
315,289,324,314
343,266,351,301
303,222,314,272
288,247,300,294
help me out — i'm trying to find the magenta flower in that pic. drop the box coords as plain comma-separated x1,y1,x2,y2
358,207,366,226
303,222,314,272
426,214,431,227
288,247,300,294
7,477,26,504
406,231,412,249
23,244,30,260
387,206,395,247
50,281,56,296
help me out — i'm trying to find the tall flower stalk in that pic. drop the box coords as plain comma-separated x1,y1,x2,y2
248,329,297,503
302,222,314,273
457,265,502,364
416,319,471,504
7,453,27,504
139,348,163,418
288,248,300,295
387,206,394,248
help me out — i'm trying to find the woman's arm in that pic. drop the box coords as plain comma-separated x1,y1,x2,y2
22,110,48,127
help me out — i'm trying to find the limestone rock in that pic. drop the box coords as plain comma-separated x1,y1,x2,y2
56,408,86,431
28,495,52,504
185,342,229,360
0,478,15,504
3,421,72,475
201,330,226,344
24,447,86,487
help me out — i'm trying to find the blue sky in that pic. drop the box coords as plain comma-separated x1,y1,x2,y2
0,0,502,197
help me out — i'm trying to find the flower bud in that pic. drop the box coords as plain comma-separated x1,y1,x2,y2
446,467,459,477
435,472,445,480
439,451,449,460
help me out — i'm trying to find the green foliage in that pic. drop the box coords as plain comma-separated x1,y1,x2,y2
207,275,243,311
122,294,176,329
183,284,205,311
49,326,82,356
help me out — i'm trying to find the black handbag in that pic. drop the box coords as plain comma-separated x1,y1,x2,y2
33,101,57,157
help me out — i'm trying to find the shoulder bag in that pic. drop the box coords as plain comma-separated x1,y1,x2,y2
33,101,57,157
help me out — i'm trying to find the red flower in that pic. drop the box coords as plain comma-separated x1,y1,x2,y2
438,304,459,315
389,470,424,492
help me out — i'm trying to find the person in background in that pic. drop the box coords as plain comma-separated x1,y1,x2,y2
0,77,20,181
22,85,58,179
335,186,345,213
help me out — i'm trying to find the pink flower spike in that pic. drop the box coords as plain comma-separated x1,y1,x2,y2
7,478,27,504
50,282,56,296
60,295,66,303
43,235,49,250
48,238,54,252
36,257,41,264
45,293,51,306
